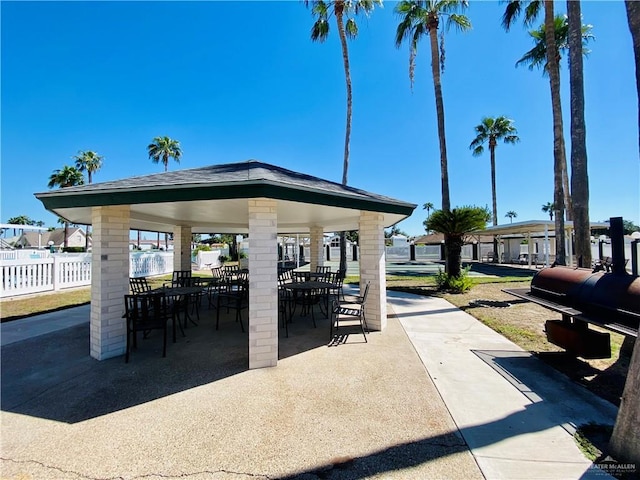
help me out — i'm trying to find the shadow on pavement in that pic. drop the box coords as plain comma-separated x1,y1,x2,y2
1,306,331,424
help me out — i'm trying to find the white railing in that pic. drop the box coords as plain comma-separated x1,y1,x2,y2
1,252,175,298
1,254,92,298
0,249,52,261
130,251,174,278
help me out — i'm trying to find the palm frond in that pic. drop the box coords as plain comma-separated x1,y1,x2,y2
311,19,330,42
345,18,358,38
501,0,522,31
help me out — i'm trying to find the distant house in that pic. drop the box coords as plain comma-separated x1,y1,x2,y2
16,227,90,250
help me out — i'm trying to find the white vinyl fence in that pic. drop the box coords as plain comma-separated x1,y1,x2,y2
1,251,175,298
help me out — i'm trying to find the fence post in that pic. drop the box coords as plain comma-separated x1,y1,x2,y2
52,255,61,291
410,244,416,261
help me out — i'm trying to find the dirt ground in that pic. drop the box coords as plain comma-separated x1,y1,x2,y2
439,282,632,407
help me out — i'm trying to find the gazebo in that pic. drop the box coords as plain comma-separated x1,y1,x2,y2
35,160,416,368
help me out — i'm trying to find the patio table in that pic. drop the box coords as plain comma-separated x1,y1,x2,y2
283,280,336,326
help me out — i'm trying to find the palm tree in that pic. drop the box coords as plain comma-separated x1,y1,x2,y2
426,206,490,278
610,5,640,462
505,1,571,263
147,136,182,172
505,211,517,223
74,150,103,251
567,1,592,268
627,1,640,157
395,0,471,214
48,166,84,249
515,12,593,235
73,150,103,184
305,0,381,277
541,202,554,221
469,116,519,227
423,201,434,233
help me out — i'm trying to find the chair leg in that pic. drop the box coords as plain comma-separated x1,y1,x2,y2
162,324,167,357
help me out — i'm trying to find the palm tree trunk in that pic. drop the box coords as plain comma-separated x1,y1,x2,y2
567,0,591,268
626,0,640,157
64,221,69,250
489,144,498,226
544,0,566,265
429,22,450,213
336,3,351,276
609,5,640,464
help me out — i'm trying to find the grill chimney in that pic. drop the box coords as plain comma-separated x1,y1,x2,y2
610,217,627,275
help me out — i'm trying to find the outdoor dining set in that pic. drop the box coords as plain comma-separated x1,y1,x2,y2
123,265,370,362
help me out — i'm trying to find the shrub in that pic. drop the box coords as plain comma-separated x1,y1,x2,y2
435,266,473,293
193,244,212,255
219,254,230,264
62,246,86,253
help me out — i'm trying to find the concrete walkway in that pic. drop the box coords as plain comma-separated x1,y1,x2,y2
1,290,619,479
388,291,618,479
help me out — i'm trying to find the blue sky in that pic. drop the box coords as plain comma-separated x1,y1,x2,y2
1,0,638,237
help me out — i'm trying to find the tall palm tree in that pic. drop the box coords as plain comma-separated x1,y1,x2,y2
395,0,471,214
48,166,84,249
516,13,593,261
505,211,517,223
73,150,103,184
147,136,182,172
567,1,591,268
74,150,103,251
426,206,490,278
305,0,381,276
627,1,640,157
610,5,640,462
504,1,568,264
423,201,434,233
469,116,519,226
541,202,554,221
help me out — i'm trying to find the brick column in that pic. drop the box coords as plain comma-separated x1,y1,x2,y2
248,198,278,369
90,205,131,360
359,211,387,331
173,226,192,271
309,226,324,272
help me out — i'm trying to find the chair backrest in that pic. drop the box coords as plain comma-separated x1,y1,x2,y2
359,281,371,305
129,277,151,294
316,266,331,273
124,292,169,326
172,270,192,287
211,266,224,279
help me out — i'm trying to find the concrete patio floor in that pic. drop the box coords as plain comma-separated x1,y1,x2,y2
1,287,619,479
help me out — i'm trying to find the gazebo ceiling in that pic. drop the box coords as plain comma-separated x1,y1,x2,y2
35,160,416,234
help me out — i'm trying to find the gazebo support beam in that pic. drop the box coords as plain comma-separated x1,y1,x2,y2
359,211,387,331
90,205,130,360
309,226,324,272
248,198,279,368
173,226,192,271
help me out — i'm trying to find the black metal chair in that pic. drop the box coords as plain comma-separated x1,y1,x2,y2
170,270,192,287
129,277,151,294
330,281,370,342
124,292,171,362
316,266,331,273
216,277,249,332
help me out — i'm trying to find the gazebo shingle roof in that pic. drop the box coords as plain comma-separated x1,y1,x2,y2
36,160,416,234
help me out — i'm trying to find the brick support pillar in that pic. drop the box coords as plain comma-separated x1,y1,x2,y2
248,198,278,369
90,205,131,360
310,226,324,272
173,226,192,272
359,211,387,331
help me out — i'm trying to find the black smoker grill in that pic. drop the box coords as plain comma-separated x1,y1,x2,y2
504,217,639,359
